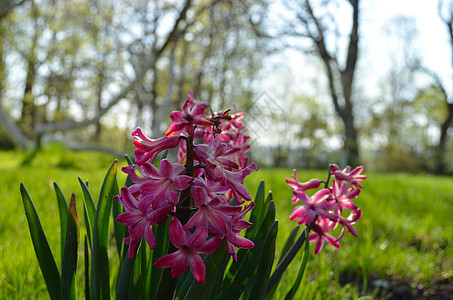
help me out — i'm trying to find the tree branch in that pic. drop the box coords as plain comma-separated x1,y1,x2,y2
34,0,193,135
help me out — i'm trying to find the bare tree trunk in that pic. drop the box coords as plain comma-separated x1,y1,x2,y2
303,0,360,165
435,103,453,174
436,2,453,173
0,0,27,19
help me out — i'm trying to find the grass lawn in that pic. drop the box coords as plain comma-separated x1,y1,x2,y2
0,143,452,299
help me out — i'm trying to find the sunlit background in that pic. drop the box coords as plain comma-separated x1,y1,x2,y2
2,0,453,173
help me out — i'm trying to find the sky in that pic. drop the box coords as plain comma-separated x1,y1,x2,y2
361,0,452,96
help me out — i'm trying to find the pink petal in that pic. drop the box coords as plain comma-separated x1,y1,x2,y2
169,217,187,248
144,226,156,249
199,235,222,254
187,227,208,249
293,190,311,206
173,175,193,190
189,252,206,285
159,159,173,178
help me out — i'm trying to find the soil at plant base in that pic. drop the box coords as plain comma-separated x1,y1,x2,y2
340,273,453,299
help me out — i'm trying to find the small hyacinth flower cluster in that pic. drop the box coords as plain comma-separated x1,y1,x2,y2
115,92,258,285
286,164,366,254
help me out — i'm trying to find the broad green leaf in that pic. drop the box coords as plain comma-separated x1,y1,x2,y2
245,180,265,240
146,220,170,299
124,154,134,166
285,227,310,300
129,243,144,298
83,206,92,249
53,182,68,265
61,193,79,300
115,242,140,300
278,225,300,264
112,179,124,259
175,269,195,300
265,225,301,300
248,220,278,300
210,243,231,297
266,223,311,295
92,160,118,300
78,177,96,247
220,201,276,299
84,236,91,300
20,183,61,300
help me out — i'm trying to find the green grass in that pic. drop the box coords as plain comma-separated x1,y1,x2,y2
1,144,452,299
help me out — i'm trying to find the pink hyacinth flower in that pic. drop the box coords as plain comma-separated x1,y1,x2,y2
130,159,192,207
225,202,255,261
337,208,362,240
309,217,340,254
165,91,212,137
132,128,180,165
184,177,240,231
195,138,241,174
331,179,359,210
286,169,322,191
115,187,173,258
154,217,222,285
223,163,259,204
290,188,337,225
286,169,322,204
195,138,258,203
330,164,367,188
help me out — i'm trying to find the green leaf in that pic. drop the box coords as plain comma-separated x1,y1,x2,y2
220,201,276,299
54,182,68,265
248,220,278,300
284,227,310,300
92,160,118,300
115,242,140,300
266,223,311,295
20,183,61,300
278,225,300,264
84,235,91,300
61,193,79,300
146,219,170,299
78,177,96,247
245,180,265,240
124,154,134,166
129,243,144,298
265,225,301,300
112,179,124,259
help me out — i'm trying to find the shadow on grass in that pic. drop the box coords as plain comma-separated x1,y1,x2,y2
339,271,453,299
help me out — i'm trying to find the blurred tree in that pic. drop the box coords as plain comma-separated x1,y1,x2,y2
0,0,30,148
0,0,270,152
0,0,26,19
366,16,425,172
282,0,361,166
433,0,453,174
0,0,194,149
